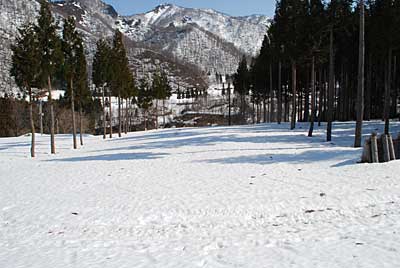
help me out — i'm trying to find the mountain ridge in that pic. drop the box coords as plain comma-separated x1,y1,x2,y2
0,0,269,95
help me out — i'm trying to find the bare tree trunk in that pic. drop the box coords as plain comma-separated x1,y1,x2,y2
48,76,56,154
28,86,35,158
308,56,316,137
102,87,106,139
163,99,166,127
155,99,159,129
122,99,128,134
270,63,274,122
354,0,365,148
291,60,297,130
128,98,132,132
39,100,43,135
285,87,290,122
70,78,77,149
79,105,83,146
365,54,372,121
252,101,256,124
263,97,266,123
118,94,122,137
327,27,335,142
109,92,113,138
384,48,393,135
55,119,59,135
304,80,310,122
391,56,397,117
228,84,232,126
318,69,324,126
278,60,282,124
144,111,147,131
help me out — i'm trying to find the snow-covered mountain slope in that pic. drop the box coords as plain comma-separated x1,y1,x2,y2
117,4,269,75
0,0,268,95
1,121,400,267
121,4,269,56
0,0,40,94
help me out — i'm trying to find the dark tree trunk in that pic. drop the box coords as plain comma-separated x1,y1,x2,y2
384,48,393,135
304,78,310,123
327,28,335,142
39,100,43,135
318,68,324,126
28,86,35,158
308,56,316,137
102,87,106,139
47,76,56,154
70,78,77,149
262,96,266,123
118,94,122,137
155,99,159,129
391,56,397,117
291,60,297,130
125,98,128,134
270,63,274,122
163,99,166,127
277,60,282,124
79,105,83,146
338,64,345,121
109,92,113,138
365,54,372,121
354,0,365,148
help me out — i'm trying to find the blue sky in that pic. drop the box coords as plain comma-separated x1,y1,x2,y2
103,0,276,17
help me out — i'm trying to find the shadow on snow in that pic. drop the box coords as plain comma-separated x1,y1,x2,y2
46,152,169,162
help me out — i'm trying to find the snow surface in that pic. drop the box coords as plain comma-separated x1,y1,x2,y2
1,121,400,267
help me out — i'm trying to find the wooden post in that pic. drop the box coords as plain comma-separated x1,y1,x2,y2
361,137,371,163
381,134,390,162
371,133,379,163
388,134,396,161
395,133,400,159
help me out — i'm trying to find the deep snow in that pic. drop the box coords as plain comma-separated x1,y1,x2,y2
1,121,400,267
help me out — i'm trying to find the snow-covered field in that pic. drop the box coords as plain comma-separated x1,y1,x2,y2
1,121,400,268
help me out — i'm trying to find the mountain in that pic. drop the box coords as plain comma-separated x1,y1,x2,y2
120,4,268,55
0,0,269,95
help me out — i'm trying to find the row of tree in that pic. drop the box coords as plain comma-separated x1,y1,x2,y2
11,0,91,157
11,0,173,157
233,0,399,147
92,35,172,134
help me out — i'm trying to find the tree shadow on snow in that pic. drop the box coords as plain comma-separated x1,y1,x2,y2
200,149,358,166
46,152,169,162
0,142,30,151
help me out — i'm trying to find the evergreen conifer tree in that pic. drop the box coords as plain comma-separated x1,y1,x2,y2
10,23,40,157
62,16,80,149
35,0,63,154
73,36,90,146
93,39,113,139
233,55,250,118
110,30,130,137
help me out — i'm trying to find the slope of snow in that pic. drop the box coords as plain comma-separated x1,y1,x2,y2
1,121,400,267
124,4,269,56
